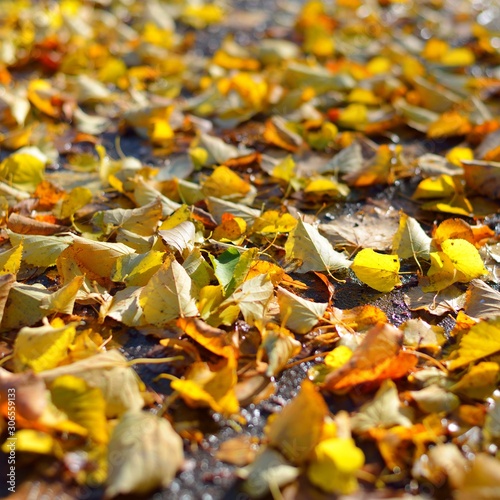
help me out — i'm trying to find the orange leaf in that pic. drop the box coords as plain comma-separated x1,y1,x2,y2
323,323,417,391
176,317,237,358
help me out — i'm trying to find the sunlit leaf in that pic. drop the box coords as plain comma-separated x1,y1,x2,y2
0,152,45,191
202,166,252,201
441,239,488,281
50,375,108,444
176,317,236,358
277,286,327,334
40,275,84,314
158,220,196,255
7,232,72,268
285,218,351,273
351,248,401,292
39,350,145,418
450,362,500,400
171,355,239,416
324,323,418,391
13,320,77,373
392,213,431,261
222,274,273,326
447,318,500,371
307,437,364,495
140,256,198,325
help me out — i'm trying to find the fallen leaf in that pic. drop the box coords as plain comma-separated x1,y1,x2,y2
285,218,351,274
140,256,199,325
105,411,184,497
267,379,328,464
351,380,413,433
276,286,327,334
351,248,401,292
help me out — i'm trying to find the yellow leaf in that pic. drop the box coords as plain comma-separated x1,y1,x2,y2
0,242,22,275
201,166,251,199
347,88,379,105
324,345,353,370
171,355,239,416
50,375,108,444
441,47,475,66
13,320,77,373
450,362,500,400
181,4,224,28
307,437,364,494
27,79,59,118
351,248,401,292
367,56,392,74
337,103,368,130
0,153,45,192
112,250,165,287
139,256,198,325
446,147,474,166
304,176,347,196
447,318,500,370
41,275,84,314
412,175,457,200
423,251,458,292
98,58,127,85
58,235,135,288
422,39,449,61
251,210,297,234
2,429,57,456
441,239,488,281
54,187,93,219
271,155,296,182
39,350,145,418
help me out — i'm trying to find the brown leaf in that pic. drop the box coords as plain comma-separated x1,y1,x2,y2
7,213,68,235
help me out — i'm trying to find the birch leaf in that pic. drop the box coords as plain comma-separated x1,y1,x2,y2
277,286,327,334
285,218,351,273
41,275,84,314
447,318,500,370
95,199,162,236
7,232,72,268
39,350,144,418
351,380,413,433
105,410,184,497
13,320,78,373
351,248,401,293
140,256,198,325
392,213,432,261
222,274,273,326
158,220,196,255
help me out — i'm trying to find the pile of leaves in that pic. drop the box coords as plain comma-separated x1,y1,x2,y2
1,0,500,497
